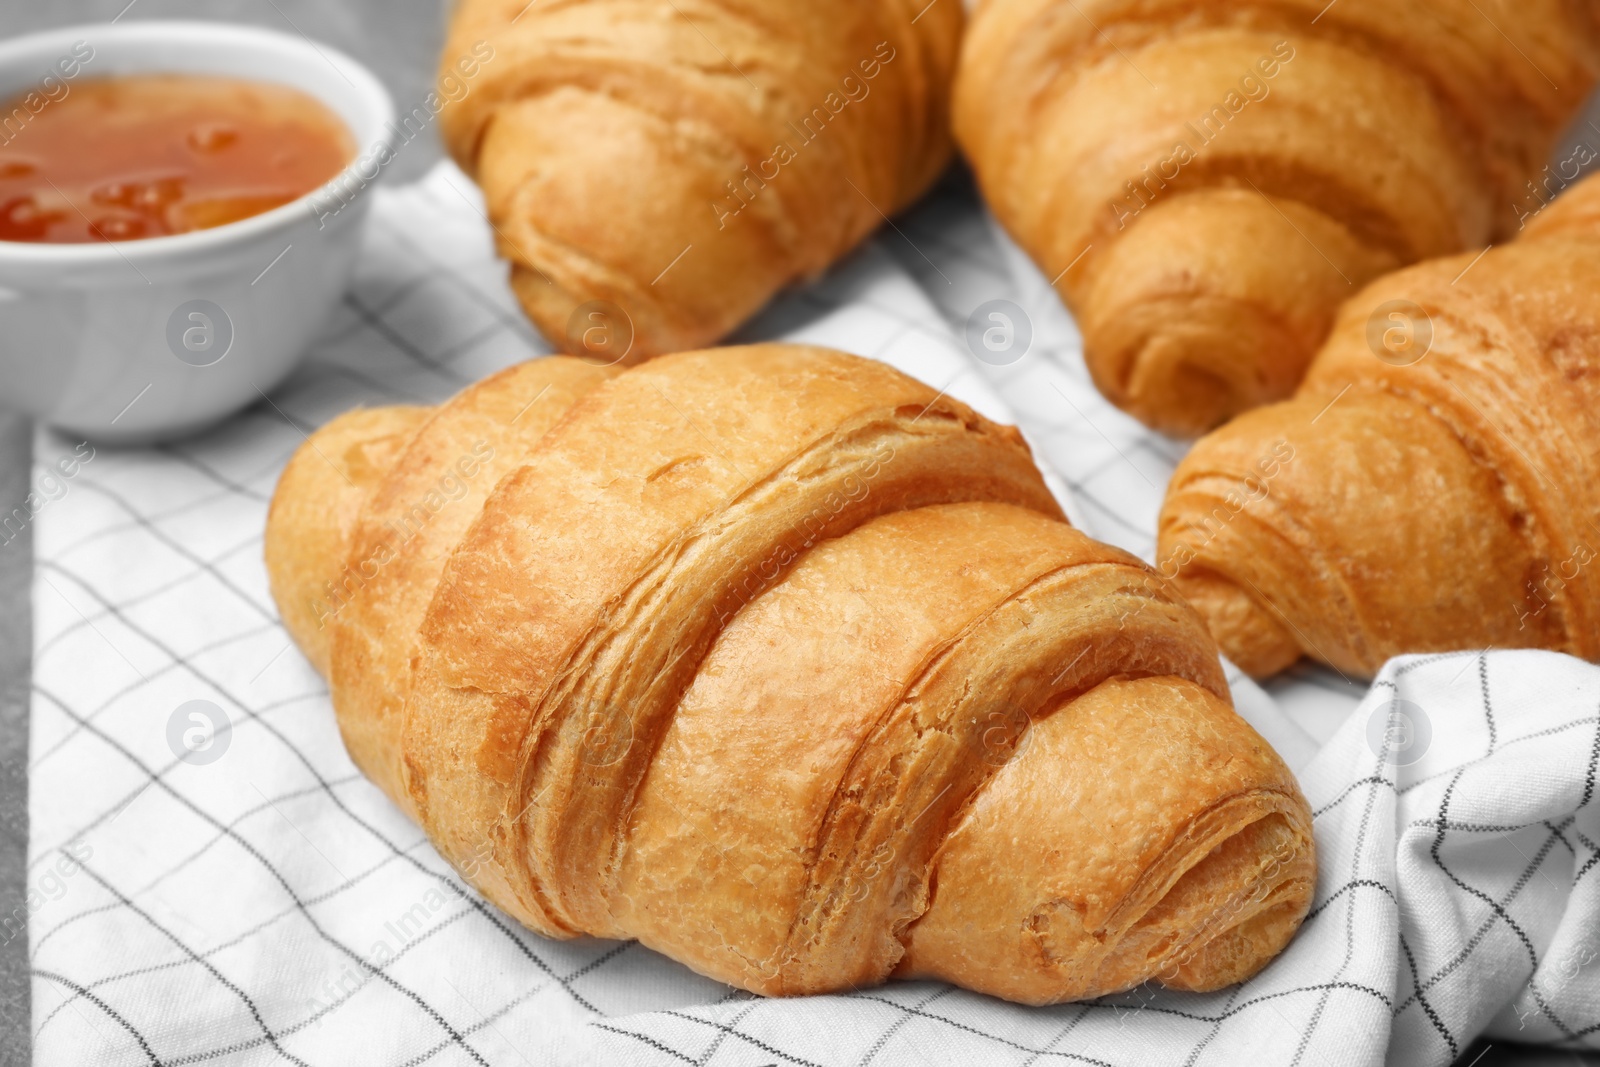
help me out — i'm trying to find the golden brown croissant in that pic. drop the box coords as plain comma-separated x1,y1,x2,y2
1158,173,1600,680
435,0,962,361
955,0,1600,436
265,343,1314,1004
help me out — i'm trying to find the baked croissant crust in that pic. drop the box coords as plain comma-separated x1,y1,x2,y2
266,344,1315,1003
436,0,962,360
954,0,1600,436
1158,173,1600,679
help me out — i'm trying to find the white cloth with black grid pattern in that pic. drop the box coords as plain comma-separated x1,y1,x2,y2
24,162,1600,1066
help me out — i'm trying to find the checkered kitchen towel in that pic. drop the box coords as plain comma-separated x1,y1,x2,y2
23,161,1600,1066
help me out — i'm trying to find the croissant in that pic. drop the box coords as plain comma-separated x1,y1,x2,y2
435,0,961,361
264,343,1315,1004
955,0,1600,436
1157,173,1600,679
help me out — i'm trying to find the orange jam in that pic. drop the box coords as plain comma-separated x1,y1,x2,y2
0,74,354,243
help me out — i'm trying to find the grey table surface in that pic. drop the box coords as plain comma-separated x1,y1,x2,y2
0,3,1590,1066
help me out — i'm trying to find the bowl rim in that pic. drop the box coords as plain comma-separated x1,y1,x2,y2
0,19,397,265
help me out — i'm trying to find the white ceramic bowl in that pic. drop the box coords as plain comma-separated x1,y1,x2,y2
0,21,395,443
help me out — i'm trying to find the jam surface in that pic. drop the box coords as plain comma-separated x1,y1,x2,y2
0,74,354,243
